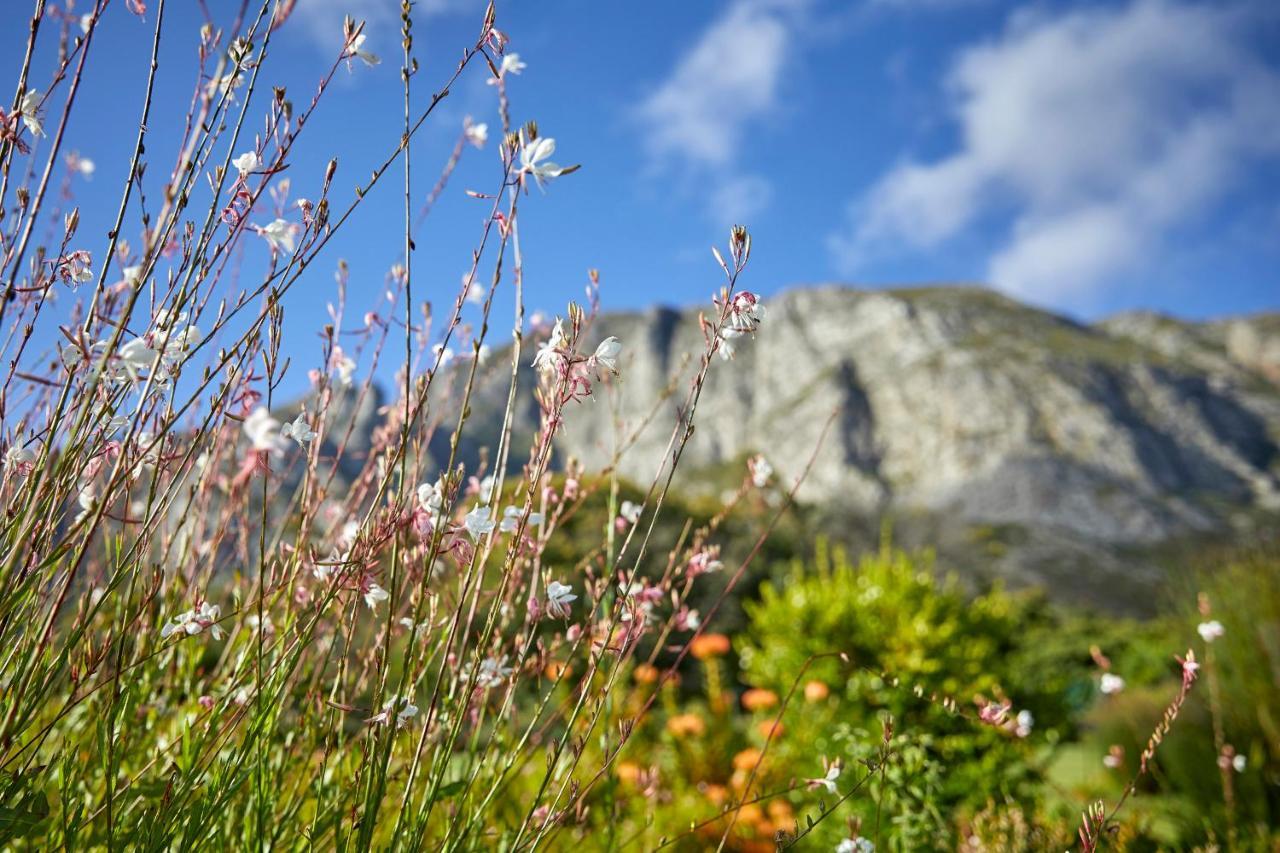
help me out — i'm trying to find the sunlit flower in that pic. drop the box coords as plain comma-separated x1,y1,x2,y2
545,580,577,619
749,454,773,488
473,654,513,688
807,761,841,794
206,72,245,102
742,688,778,712
1232,753,1246,773
464,118,488,148
835,838,874,853
1197,620,1224,643
369,695,418,728
464,505,496,539
688,633,730,659
19,89,43,137
619,500,641,525
160,601,224,641
591,336,621,374
487,52,526,85
1179,649,1200,678
279,412,317,446
1015,709,1034,737
1099,673,1125,695
804,681,829,702
532,318,569,376
666,713,705,738
243,407,283,452
362,582,389,610
519,135,566,188
331,348,356,387
257,218,296,255
344,32,380,66
5,445,37,477
1103,744,1125,769
246,612,274,635
233,150,260,176
499,505,544,533
71,154,95,177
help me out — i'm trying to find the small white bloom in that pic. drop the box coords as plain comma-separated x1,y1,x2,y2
592,336,622,374
464,505,496,539
545,580,576,618
19,90,43,137
371,695,418,727
344,32,380,66
160,601,224,641
363,583,389,610
243,407,283,452
279,412,317,446
619,500,641,524
835,839,874,853
206,72,245,102
246,613,275,634
80,13,93,32
499,505,544,534
1197,620,1225,643
519,135,565,187
232,150,260,176
5,445,36,476
473,655,513,688
488,52,526,85
75,157,95,178
332,350,357,386
464,120,488,148
1232,753,1246,773
809,762,841,794
257,218,296,255
500,53,526,76
750,454,773,488
1099,673,1125,695
1015,709,1034,737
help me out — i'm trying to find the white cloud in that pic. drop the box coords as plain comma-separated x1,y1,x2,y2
636,0,809,222
286,0,477,55
830,0,1280,306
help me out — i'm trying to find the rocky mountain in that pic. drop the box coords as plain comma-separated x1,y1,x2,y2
442,285,1280,606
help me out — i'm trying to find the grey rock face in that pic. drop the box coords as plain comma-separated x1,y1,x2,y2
539,286,1278,545
414,285,1277,605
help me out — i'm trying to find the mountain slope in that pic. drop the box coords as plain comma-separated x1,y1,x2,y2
435,285,1280,603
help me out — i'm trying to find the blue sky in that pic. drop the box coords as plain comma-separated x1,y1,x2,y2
6,0,1279,359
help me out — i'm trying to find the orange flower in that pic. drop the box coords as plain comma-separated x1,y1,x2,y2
689,633,731,659
804,680,830,702
767,799,794,821
756,720,784,739
615,761,641,785
741,688,778,712
666,713,706,738
702,783,729,806
633,663,659,684
544,661,571,680
733,747,763,771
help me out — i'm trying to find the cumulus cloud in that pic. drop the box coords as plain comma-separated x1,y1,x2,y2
286,0,477,55
636,0,809,222
829,0,1280,305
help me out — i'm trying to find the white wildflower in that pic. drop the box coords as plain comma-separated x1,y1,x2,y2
545,580,576,619
19,90,43,137
1099,673,1125,695
257,218,296,255
1197,620,1224,643
464,505,496,539
232,150,260,176
279,412,317,446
